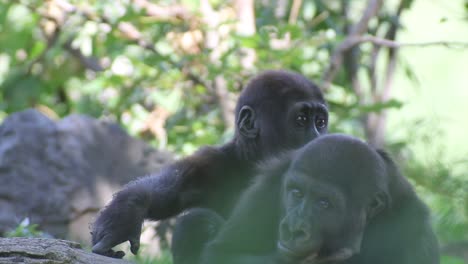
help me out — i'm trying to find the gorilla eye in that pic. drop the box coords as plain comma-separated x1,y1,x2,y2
296,115,308,126
291,189,304,199
315,116,327,129
317,198,330,209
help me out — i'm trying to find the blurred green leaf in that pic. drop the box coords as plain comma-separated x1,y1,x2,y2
6,218,46,238
441,255,464,264
237,35,262,48
357,99,404,113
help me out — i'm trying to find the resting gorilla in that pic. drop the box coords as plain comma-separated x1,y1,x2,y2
91,70,328,258
194,134,439,264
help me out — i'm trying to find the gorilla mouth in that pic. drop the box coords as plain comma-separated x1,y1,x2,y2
320,247,354,262
277,241,318,259
277,242,353,263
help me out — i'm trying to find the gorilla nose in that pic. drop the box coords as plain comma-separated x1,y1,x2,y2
280,221,311,244
278,224,319,259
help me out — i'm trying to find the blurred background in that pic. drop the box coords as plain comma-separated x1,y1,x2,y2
0,0,467,263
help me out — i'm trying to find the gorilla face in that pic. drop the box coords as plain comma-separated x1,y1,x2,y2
277,135,388,263
235,70,328,159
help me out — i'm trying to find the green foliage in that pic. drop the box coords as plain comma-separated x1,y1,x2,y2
6,218,46,238
441,255,464,264
403,148,468,243
0,1,400,152
130,250,173,264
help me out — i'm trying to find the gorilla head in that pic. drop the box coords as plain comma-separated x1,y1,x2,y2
278,135,389,262
234,70,328,160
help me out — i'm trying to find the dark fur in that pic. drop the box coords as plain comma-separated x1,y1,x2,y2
91,70,327,258
198,134,439,264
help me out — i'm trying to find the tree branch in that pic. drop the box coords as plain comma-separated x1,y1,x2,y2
365,0,409,147
289,0,303,24
321,0,384,90
353,36,468,49
322,34,468,90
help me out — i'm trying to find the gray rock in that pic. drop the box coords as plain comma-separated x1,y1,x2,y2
0,109,173,244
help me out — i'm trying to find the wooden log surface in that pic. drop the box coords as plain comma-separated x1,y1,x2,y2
0,237,133,264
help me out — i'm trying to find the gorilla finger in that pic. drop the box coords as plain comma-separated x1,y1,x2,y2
130,238,140,255
112,250,126,259
92,240,112,255
92,245,125,259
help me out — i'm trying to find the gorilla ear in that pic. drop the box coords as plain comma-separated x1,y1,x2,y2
238,106,259,139
367,191,388,220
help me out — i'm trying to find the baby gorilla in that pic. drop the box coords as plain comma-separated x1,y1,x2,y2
92,70,328,259
197,134,439,264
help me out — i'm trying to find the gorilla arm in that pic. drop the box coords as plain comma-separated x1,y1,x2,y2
91,147,228,257
200,158,288,264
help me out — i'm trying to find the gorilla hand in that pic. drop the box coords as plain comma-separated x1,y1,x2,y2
92,190,149,258
300,248,353,264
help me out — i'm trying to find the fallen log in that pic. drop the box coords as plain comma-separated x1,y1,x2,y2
0,237,133,264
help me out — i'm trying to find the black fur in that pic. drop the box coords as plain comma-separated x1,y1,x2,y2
199,134,439,264
91,70,328,258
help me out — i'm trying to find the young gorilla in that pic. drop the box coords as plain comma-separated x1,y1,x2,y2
199,134,439,264
91,70,329,258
